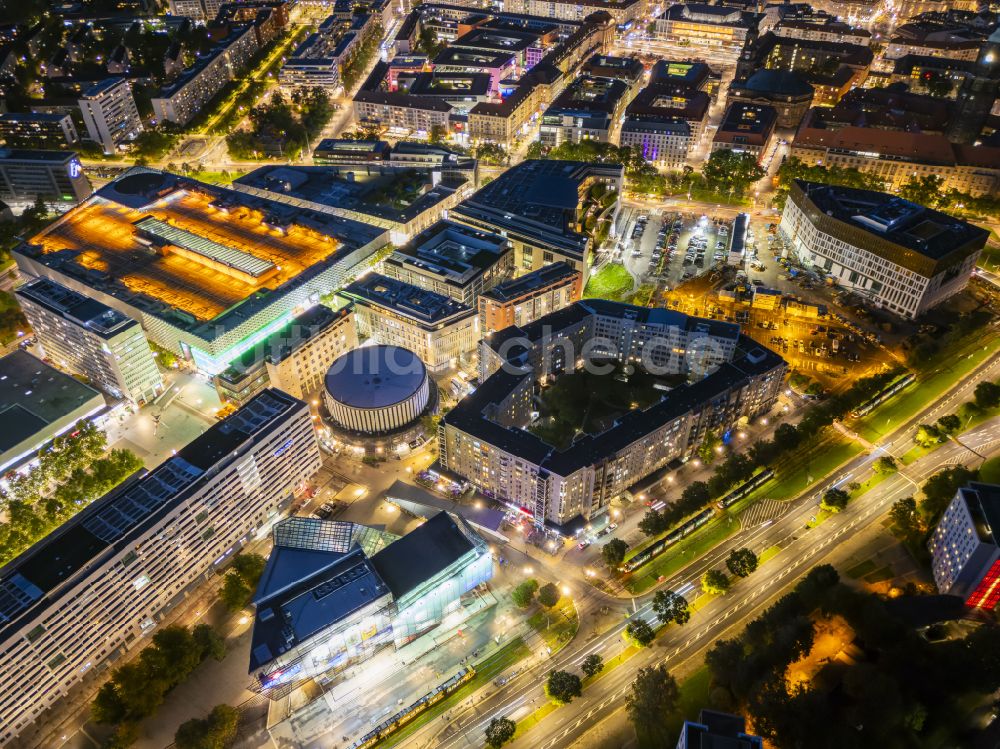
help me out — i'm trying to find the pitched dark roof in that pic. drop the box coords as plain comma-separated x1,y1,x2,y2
370,512,474,598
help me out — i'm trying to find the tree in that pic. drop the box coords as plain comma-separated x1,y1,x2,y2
602,538,628,569
889,497,921,538
511,578,539,609
484,717,516,748
537,582,560,608
702,149,765,196
193,624,226,662
220,571,252,612
974,381,1000,410
726,547,759,578
638,509,666,537
820,487,850,513
702,569,730,595
581,653,604,678
697,429,722,463
429,123,448,144
914,423,943,447
625,618,656,648
545,670,582,705
921,466,977,524
936,414,961,435
652,590,691,625
626,665,679,747
873,456,898,475
174,704,239,749
899,175,945,208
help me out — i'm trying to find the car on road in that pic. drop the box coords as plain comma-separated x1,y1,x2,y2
577,540,590,550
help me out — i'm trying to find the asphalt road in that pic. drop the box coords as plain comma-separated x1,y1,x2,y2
405,348,1000,749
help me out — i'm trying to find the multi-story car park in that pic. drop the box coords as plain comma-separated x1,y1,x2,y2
381,220,513,307
779,180,988,319
0,149,92,205
442,300,786,530
16,277,164,406
338,273,478,373
449,159,623,281
0,389,321,746
930,482,1000,611
14,169,386,375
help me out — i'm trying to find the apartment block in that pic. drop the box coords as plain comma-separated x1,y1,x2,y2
0,389,320,746
16,277,163,405
930,482,1000,610
0,113,79,149
478,261,582,335
78,77,142,155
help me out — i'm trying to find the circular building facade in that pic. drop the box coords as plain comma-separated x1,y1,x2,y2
324,345,430,434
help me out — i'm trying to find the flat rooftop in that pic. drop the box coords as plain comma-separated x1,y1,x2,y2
0,148,76,163
451,27,540,53
432,48,515,68
16,277,138,340
791,180,989,262
21,170,384,334
387,220,509,287
547,76,630,115
481,261,578,303
339,272,474,326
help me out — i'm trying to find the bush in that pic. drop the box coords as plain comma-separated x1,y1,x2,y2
873,456,898,475
820,487,849,513
702,569,731,595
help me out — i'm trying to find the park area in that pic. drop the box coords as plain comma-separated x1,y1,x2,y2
584,262,634,300
528,369,678,449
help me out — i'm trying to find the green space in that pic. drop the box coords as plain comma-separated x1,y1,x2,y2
981,457,1000,484
624,515,740,594
527,597,579,653
0,289,28,345
845,559,877,579
584,262,634,300
758,544,782,565
227,88,335,160
853,330,1000,443
528,369,670,449
662,667,712,741
768,436,863,501
382,638,531,749
978,241,1000,273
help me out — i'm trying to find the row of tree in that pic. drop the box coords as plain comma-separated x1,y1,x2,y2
226,89,336,161
92,624,227,747
0,421,143,566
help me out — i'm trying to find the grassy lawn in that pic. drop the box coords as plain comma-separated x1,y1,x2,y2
584,262,634,300
769,437,864,501
981,457,1000,484
759,544,781,565
527,597,579,653
381,638,531,748
978,241,1000,272
624,515,740,594
853,331,1000,443
663,667,713,740
845,559,877,579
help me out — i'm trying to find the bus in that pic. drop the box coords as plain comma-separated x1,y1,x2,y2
851,373,915,418
716,469,774,510
622,508,715,573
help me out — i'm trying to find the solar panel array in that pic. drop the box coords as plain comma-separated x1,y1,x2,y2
134,216,276,279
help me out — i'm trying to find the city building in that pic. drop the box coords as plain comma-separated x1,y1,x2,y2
16,278,163,406
649,60,719,94
478,261,582,335
676,709,764,749
655,4,765,58
790,112,1000,196
501,0,642,24
77,77,142,155
338,273,478,372
354,61,455,135
930,482,1000,611
14,169,387,375
151,24,260,126
712,102,777,161
442,300,786,529
805,86,955,135
0,149,92,205
279,13,368,90
774,17,871,46
381,220,512,306
539,75,631,147
249,511,493,699
0,350,108,474
948,28,1000,144
214,304,358,407
0,113,79,149
432,48,516,96
619,84,711,169
233,160,475,246
449,159,623,279
323,344,431,434
727,70,813,128
778,180,988,319
582,54,645,93
0,389,320,746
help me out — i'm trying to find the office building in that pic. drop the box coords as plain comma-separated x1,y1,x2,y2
619,84,711,169
0,113,79,149
249,511,493,698
930,482,1000,611
478,261,582,335
676,709,764,749
0,149,92,204
214,304,358,407
0,350,108,474
0,389,321,745
338,273,478,372
539,75,631,147
16,278,163,406
78,77,142,155
655,4,764,57
774,18,871,46
14,169,386,375
779,180,988,319
432,48,516,96
727,70,813,128
450,159,623,280
381,220,512,307
442,300,785,529
712,102,777,161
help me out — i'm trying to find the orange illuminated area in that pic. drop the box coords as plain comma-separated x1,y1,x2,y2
30,188,342,322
